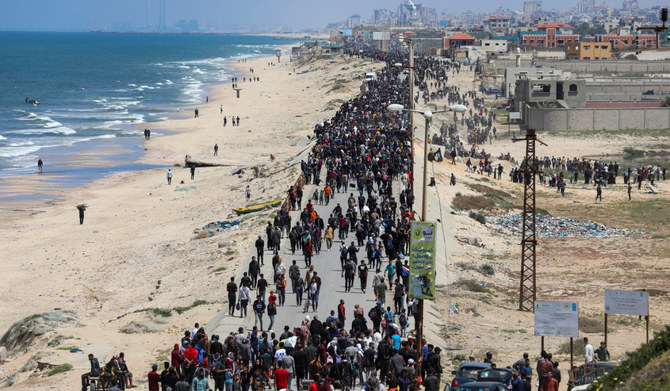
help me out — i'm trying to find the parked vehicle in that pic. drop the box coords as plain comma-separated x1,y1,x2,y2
455,381,509,391
476,368,514,385
449,362,492,391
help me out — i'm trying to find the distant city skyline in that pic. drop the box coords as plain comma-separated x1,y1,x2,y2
0,0,665,32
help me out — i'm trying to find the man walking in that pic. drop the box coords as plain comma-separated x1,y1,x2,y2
255,236,265,266
253,296,265,331
227,277,238,316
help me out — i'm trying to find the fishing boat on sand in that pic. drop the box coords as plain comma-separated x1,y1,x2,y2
233,199,282,215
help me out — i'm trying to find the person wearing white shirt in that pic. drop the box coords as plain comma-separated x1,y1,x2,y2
584,337,594,363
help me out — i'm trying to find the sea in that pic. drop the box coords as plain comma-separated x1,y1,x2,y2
0,32,295,197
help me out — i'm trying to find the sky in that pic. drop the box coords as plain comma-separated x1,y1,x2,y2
0,0,663,32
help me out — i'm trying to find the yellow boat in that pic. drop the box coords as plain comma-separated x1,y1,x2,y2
233,199,283,215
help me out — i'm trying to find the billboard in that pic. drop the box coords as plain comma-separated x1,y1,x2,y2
534,301,579,337
340,29,352,36
605,290,649,316
373,32,391,40
409,221,436,300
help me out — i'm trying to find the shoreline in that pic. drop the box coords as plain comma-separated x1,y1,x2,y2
0,42,296,203
0,51,380,390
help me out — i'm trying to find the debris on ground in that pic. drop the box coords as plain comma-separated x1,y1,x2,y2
489,214,648,238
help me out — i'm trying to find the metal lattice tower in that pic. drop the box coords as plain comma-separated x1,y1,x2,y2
513,129,545,312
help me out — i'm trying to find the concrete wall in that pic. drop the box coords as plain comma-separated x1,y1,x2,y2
524,106,670,130
483,59,670,75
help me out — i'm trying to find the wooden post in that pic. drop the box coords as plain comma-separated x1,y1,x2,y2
646,315,650,344
605,312,607,345
570,337,574,369
541,336,545,352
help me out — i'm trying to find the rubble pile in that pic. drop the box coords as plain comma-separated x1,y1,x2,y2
490,214,648,238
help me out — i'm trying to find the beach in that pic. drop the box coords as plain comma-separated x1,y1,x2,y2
2,46,670,391
0,52,381,389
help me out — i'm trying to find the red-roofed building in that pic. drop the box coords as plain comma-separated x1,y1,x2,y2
595,30,656,49
521,22,579,48
484,15,510,34
444,32,476,49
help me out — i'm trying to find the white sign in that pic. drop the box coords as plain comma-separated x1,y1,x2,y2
534,301,579,337
605,290,649,316
509,112,521,120
372,32,391,41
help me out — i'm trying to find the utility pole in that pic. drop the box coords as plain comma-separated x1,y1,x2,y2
408,38,415,195
512,129,546,311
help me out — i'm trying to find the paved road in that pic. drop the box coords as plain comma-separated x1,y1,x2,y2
207,175,397,337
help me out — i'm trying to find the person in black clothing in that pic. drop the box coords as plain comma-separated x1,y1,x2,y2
227,277,238,316
293,344,309,388
377,336,392,383
241,272,252,288
248,257,260,288
358,260,369,293
257,274,268,302
190,165,195,180
77,204,87,225
81,353,101,391
255,236,265,265
342,259,355,292
210,335,223,356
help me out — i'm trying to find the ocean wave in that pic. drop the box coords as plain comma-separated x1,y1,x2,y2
164,79,174,85
7,141,35,147
136,85,158,92
7,126,77,136
0,135,6,140
182,80,203,103
0,145,42,158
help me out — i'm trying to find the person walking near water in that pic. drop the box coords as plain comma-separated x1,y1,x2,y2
76,204,87,225
37,158,43,173
214,144,218,156
167,169,172,185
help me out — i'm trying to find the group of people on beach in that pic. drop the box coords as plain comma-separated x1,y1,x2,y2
88,40,456,391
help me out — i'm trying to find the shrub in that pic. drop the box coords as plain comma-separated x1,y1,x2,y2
480,263,495,276
153,308,172,317
454,195,495,211
455,279,490,293
48,364,73,376
587,325,670,390
469,211,487,225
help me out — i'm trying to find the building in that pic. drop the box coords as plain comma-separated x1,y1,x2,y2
483,15,510,35
373,9,391,24
398,0,420,24
520,22,579,48
622,0,639,11
595,32,657,49
565,42,612,59
523,0,542,17
481,39,508,53
577,0,595,13
444,32,476,49
347,14,362,28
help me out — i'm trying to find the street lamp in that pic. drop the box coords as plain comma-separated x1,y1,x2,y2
387,103,465,371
